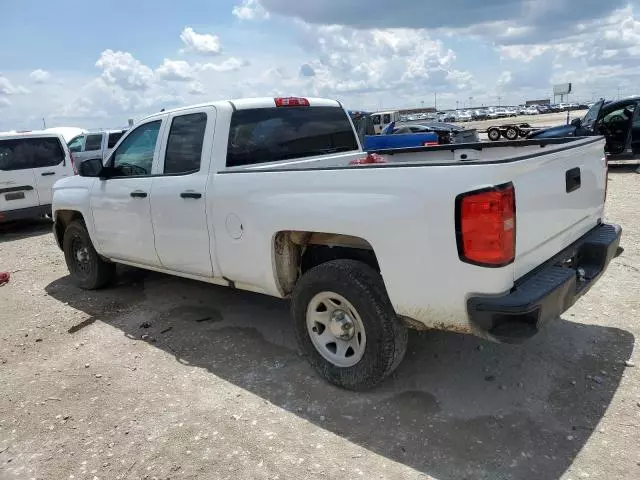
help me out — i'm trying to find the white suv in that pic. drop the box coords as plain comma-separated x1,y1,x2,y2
0,132,75,223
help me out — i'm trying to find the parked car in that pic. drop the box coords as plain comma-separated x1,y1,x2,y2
0,132,75,222
363,122,439,150
455,110,472,122
523,106,539,115
528,97,640,160
505,107,518,117
442,112,457,123
67,129,128,165
472,109,489,120
487,108,500,119
536,105,550,114
52,96,621,390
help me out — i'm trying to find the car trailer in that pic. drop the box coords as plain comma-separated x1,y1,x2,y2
485,123,541,141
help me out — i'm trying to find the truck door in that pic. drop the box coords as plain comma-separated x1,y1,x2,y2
33,137,73,206
90,120,163,266
149,107,215,277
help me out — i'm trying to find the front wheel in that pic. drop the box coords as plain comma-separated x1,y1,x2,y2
291,260,408,390
63,221,115,290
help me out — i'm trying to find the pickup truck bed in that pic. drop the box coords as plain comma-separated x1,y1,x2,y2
52,97,621,390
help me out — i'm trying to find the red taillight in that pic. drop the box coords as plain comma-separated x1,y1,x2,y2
423,141,439,146
69,152,77,175
274,97,310,107
349,152,387,165
456,183,516,267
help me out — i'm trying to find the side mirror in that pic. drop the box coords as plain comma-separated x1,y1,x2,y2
570,118,582,127
78,158,104,177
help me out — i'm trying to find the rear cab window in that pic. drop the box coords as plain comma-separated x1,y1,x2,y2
226,106,358,167
0,137,65,171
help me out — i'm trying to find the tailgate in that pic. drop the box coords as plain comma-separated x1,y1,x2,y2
513,138,607,279
0,169,39,212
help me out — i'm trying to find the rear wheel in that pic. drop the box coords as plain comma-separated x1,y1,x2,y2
488,127,501,141
291,260,408,390
505,126,519,140
63,221,115,289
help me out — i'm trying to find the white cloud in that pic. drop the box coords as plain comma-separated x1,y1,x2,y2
95,49,154,91
188,82,205,95
180,27,222,55
0,76,29,95
0,97,11,108
156,59,195,81
198,57,248,72
29,69,51,84
232,0,270,20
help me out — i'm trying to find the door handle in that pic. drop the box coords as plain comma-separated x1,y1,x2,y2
565,167,581,193
41,172,55,176
130,191,148,198
180,192,202,199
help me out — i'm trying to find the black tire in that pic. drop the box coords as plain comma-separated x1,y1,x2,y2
505,126,518,140
291,260,408,390
63,220,115,290
488,127,501,141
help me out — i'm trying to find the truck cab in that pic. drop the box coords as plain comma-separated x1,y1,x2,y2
369,110,400,135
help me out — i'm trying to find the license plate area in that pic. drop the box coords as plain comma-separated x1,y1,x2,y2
5,192,25,201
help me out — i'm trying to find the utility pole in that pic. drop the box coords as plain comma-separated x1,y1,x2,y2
497,95,502,107
434,92,437,111
456,100,459,110
42,118,46,129
421,100,424,110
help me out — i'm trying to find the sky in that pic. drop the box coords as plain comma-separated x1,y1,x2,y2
1,0,640,130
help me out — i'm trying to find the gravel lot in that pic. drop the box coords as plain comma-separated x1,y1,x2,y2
1,165,638,480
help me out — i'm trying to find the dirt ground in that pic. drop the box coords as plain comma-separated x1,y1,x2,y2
1,166,639,480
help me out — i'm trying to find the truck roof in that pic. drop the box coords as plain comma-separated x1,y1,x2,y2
140,97,343,123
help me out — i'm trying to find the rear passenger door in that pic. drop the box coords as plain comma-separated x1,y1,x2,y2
150,107,215,277
33,137,73,205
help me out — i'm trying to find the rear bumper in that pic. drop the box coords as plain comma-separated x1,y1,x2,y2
0,205,51,223
467,223,622,343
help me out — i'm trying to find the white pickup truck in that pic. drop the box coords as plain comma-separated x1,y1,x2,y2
52,96,622,390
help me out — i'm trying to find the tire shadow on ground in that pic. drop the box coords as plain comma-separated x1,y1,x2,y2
46,268,635,480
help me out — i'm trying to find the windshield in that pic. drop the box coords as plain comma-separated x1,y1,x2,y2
582,100,604,127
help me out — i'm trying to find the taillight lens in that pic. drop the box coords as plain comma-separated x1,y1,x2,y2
456,183,516,267
274,97,310,107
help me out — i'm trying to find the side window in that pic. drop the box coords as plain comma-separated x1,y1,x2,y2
107,132,125,148
84,134,103,151
68,135,84,153
110,120,162,177
383,114,391,124
371,115,381,125
0,138,64,170
163,113,207,175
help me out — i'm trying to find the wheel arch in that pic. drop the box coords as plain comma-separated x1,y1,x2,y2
272,230,380,297
53,210,86,250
